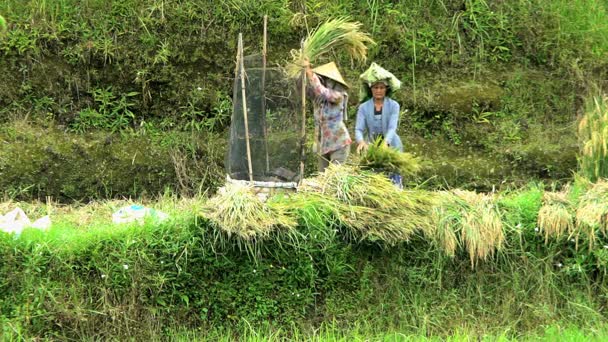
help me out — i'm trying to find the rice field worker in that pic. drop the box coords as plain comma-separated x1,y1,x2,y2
302,58,352,172
355,62,403,187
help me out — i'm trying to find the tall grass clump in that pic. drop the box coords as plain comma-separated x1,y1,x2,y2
537,189,574,244
287,17,375,77
497,184,544,231
201,182,296,241
297,164,432,245
575,180,608,249
549,0,608,61
578,95,608,182
429,189,505,267
0,15,6,33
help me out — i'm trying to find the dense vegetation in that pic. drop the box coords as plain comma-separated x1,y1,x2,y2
1,0,608,340
1,175,607,340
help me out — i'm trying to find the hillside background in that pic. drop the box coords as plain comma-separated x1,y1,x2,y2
1,0,607,200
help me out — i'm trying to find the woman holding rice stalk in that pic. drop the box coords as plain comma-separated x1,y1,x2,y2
288,17,373,172
355,63,404,187
302,58,352,172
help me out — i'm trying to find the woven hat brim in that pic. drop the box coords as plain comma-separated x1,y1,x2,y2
312,62,349,88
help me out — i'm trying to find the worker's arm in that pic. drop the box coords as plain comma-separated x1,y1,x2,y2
302,59,343,104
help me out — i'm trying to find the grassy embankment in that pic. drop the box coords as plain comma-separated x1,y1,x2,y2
1,1,608,339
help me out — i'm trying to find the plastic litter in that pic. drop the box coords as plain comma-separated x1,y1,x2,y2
112,205,169,225
32,215,52,230
0,208,51,237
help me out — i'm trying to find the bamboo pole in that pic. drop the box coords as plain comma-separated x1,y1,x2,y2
238,33,254,183
262,15,270,173
299,39,307,185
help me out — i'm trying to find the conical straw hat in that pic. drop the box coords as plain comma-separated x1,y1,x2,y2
312,62,349,88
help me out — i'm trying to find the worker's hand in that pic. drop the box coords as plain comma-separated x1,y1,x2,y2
301,57,311,69
356,141,369,154
302,57,314,80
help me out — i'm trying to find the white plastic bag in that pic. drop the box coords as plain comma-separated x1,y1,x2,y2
0,208,32,236
112,205,169,225
0,208,52,237
31,215,52,231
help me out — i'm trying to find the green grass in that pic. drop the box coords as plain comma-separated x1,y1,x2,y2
1,0,608,339
157,324,608,341
1,177,607,339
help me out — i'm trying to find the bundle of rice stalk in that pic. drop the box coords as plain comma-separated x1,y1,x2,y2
575,180,608,249
335,202,419,245
291,191,421,246
271,191,339,232
201,182,296,240
427,191,462,257
358,139,421,178
537,190,574,244
306,164,431,214
430,190,504,268
456,190,505,268
286,17,375,78
298,164,432,245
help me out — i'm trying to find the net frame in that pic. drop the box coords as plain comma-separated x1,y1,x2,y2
226,22,306,189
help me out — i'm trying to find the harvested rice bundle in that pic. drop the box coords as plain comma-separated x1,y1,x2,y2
307,164,430,213
537,190,574,244
456,190,504,267
202,182,296,240
429,190,504,267
298,164,432,245
335,202,421,245
575,180,608,249
287,17,375,78
428,191,461,257
358,139,421,178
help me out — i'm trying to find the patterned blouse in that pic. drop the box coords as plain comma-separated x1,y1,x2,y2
309,73,352,155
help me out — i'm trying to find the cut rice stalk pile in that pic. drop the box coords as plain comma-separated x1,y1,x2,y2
537,190,574,244
428,191,461,257
575,180,608,249
358,139,421,178
202,182,296,240
298,164,432,245
429,190,504,267
287,17,375,78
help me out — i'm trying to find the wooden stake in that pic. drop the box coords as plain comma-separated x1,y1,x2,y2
299,40,307,185
238,33,254,183
262,15,270,173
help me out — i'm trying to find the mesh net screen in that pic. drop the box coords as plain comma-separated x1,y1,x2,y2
227,54,304,182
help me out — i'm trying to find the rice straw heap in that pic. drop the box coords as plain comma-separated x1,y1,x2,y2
575,180,608,249
358,139,421,178
297,164,432,245
430,189,505,268
287,17,375,78
202,182,296,240
537,189,574,244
